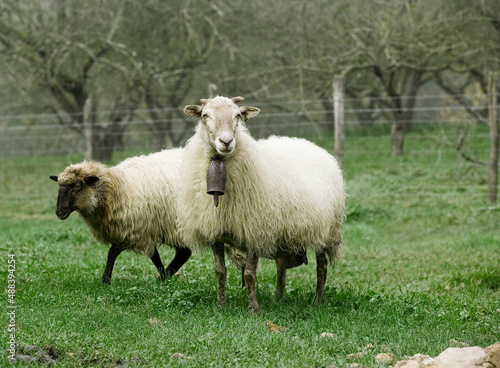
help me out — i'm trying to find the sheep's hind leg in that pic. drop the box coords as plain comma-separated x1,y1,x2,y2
313,251,328,305
244,252,260,315
102,243,125,284
164,247,192,278
150,246,168,281
241,266,246,288
275,250,308,297
212,242,227,308
275,259,287,298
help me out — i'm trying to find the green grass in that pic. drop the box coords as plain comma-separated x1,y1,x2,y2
1,126,499,367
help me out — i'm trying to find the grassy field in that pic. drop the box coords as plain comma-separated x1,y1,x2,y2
1,126,499,367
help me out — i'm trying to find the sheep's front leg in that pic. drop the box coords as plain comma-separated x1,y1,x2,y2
164,247,192,278
313,251,328,305
244,252,260,314
102,243,124,284
212,241,227,308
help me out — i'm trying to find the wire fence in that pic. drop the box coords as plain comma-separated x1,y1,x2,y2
0,93,492,157
1,93,497,205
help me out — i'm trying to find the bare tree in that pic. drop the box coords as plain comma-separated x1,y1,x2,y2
119,0,227,150
0,1,143,161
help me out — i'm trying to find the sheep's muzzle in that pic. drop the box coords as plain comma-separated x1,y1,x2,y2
206,158,226,207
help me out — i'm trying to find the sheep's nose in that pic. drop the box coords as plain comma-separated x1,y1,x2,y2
219,137,233,148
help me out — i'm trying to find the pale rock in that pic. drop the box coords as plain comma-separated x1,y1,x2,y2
411,354,432,363
393,343,500,368
394,361,420,368
422,357,435,366
433,346,485,367
375,353,395,364
484,342,500,368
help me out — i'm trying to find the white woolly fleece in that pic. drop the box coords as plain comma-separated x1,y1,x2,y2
177,121,346,261
56,149,184,257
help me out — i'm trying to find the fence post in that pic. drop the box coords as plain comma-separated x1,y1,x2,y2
83,97,93,161
488,71,499,204
333,75,345,170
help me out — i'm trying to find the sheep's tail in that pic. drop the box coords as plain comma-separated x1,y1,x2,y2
325,241,343,267
325,220,344,266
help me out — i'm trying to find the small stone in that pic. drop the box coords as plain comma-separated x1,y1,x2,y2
394,361,420,368
363,343,375,350
347,352,365,360
170,352,192,361
148,317,161,326
375,352,395,364
347,364,365,368
421,357,435,366
411,353,431,363
449,338,468,347
320,332,335,339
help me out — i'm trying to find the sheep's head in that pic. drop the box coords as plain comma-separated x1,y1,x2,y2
184,96,260,159
49,164,103,220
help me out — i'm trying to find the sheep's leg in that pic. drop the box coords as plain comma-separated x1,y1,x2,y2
313,251,328,305
164,247,192,278
212,241,227,308
244,252,260,314
150,246,167,281
241,266,246,288
102,243,124,284
275,250,308,297
275,259,286,297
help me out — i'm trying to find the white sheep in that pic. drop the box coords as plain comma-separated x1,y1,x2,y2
49,149,192,284
178,96,346,313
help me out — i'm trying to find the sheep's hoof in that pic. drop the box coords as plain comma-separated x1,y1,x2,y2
101,274,111,285
216,301,227,310
248,304,260,315
312,294,324,306
274,290,285,301
158,267,167,282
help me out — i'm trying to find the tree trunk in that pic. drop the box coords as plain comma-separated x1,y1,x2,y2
390,121,408,157
333,76,345,169
488,71,498,204
83,97,93,161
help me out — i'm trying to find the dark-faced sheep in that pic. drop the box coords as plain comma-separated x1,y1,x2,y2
50,149,191,284
178,96,346,314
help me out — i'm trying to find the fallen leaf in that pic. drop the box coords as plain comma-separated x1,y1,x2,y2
261,320,287,333
148,318,161,326
170,352,192,360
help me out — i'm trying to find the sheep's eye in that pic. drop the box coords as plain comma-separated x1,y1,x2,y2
202,113,209,120
74,182,83,190
236,114,243,120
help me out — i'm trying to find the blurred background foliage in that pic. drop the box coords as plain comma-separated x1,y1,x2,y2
0,0,498,160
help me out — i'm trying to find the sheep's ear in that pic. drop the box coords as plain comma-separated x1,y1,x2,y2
240,106,260,121
184,105,202,118
84,175,99,186
231,96,245,104
49,175,58,182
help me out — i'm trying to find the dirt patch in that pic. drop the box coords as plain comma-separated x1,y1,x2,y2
15,344,144,367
